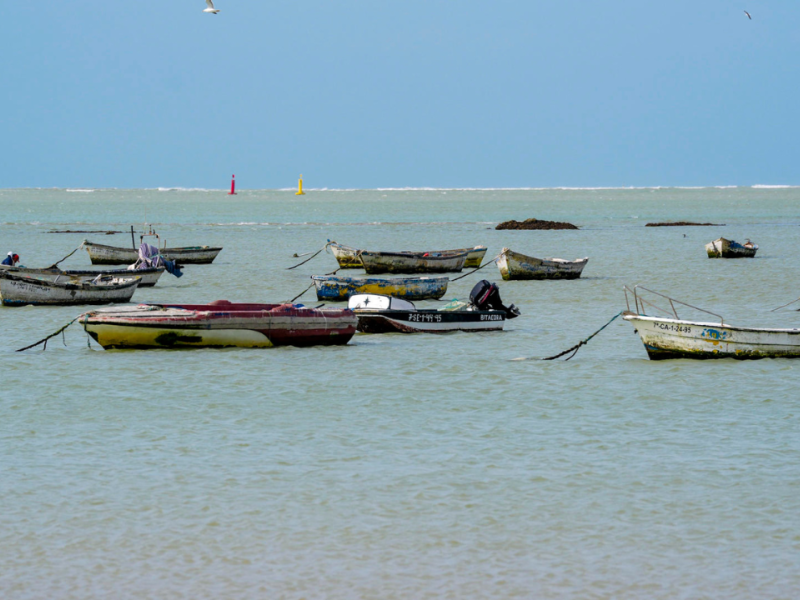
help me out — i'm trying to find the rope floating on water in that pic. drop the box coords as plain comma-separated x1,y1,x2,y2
512,311,624,362
449,253,502,282
287,243,329,270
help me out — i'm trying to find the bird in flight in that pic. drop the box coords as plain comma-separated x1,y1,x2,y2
744,10,751,19
204,0,220,14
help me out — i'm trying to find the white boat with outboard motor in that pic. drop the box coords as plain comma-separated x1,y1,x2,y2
348,280,520,333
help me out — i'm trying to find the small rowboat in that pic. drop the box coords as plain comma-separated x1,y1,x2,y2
623,285,800,360
0,272,140,306
359,250,468,274
496,248,588,280
1,265,164,287
84,241,222,265
81,301,356,349
705,238,758,258
349,294,508,334
312,275,449,301
328,241,487,269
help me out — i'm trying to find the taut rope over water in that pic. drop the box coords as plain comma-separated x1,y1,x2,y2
287,243,329,270
770,297,800,312
449,253,502,282
46,242,86,269
513,311,624,362
287,268,340,303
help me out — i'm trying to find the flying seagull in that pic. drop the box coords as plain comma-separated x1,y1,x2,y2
744,10,751,19
203,0,220,14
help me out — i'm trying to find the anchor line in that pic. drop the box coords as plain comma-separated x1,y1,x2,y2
286,268,341,304
286,243,329,270
513,311,624,362
449,253,502,282
46,241,86,269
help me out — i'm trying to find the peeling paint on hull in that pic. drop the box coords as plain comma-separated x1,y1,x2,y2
497,248,588,281
328,243,363,269
624,313,800,360
329,243,487,270
359,250,468,274
85,242,222,265
312,275,449,301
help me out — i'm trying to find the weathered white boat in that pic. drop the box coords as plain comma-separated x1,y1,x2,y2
84,241,222,265
328,241,363,269
81,301,356,349
705,238,758,258
328,241,487,269
496,248,588,280
0,272,141,306
1,265,164,287
312,275,449,301
359,250,468,274
623,285,800,360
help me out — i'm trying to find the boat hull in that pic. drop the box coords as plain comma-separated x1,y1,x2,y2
0,273,140,306
497,248,588,280
705,238,758,258
624,313,800,360
355,309,506,333
81,302,357,349
328,242,363,269
85,242,222,265
359,250,467,274
1,266,164,287
312,275,449,301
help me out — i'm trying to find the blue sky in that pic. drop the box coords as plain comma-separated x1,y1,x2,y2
1,1,798,188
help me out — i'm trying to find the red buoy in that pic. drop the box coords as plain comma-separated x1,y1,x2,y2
228,174,237,195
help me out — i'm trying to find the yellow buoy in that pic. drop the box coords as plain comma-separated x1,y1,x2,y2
296,175,306,195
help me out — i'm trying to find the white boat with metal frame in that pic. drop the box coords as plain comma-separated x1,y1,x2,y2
1,265,164,287
622,285,800,360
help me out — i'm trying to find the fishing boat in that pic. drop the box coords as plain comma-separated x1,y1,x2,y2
327,241,487,269
705,238,758,258
0,272,141,306
84,241,222,265
496,248,588,280
623,285,800,360
359,249,468,274
80,301,357,349
312,275,449,301
349,280,519,334
1,265,164,287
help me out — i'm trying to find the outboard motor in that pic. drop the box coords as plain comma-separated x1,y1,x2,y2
469,280,520,319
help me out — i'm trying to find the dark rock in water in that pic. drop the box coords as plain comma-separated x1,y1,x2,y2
645,222,724,227
496,218,579,231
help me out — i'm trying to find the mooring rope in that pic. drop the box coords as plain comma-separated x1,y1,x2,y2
287,243,329,270
770,297,800,312
512,311,624,362
449,253,502,282
16,315,83,352
46,242,86,269
286,268,341,303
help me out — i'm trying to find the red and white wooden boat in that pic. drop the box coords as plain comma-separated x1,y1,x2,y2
81,300,357,349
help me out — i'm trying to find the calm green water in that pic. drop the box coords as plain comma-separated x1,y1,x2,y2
2,187,800,599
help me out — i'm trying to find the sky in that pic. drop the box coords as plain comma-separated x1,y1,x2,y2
1,1,798,189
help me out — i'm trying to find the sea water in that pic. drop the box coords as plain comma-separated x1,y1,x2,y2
1,187,799,599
